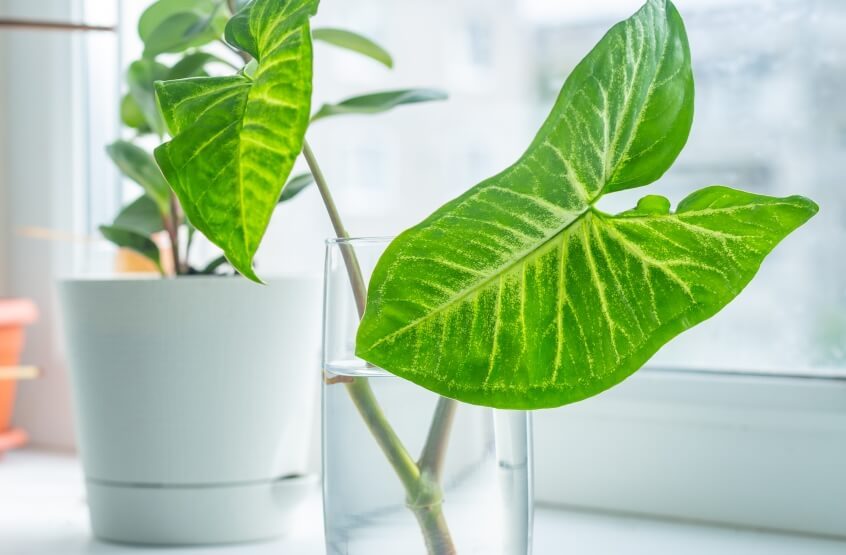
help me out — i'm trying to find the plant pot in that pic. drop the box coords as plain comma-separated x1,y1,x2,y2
322,238,533,554
0,298,39,455
59,276,321,545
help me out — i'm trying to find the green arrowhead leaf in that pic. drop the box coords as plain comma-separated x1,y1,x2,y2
279,172,314,203
355,0,818,409
112,195,166,236
312,89,448,121
154,0,319,282
100,225,162,273
106,140,171,215
312,27,393,68
139,0,228,57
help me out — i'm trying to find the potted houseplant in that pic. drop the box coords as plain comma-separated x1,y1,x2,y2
153,0,818,553
59,0,445,546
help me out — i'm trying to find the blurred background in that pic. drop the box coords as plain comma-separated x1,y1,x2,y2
0,0,842,451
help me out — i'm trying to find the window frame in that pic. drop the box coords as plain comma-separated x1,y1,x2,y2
533,368,846,538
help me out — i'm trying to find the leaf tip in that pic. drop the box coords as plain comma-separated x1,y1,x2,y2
227,254,263,284
795,195,820,217
635,194,671,215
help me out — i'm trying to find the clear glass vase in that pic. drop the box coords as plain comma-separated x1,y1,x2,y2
322,237,533,555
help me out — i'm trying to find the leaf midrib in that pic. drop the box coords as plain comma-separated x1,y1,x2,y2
364,204,593,352
364,193,794,354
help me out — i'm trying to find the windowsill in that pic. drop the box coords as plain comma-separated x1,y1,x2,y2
1,449,844,554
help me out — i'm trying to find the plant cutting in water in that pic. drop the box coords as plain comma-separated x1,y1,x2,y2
103,0,444,276
150,0,818,553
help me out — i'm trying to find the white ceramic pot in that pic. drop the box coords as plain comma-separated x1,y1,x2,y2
58,276,321,545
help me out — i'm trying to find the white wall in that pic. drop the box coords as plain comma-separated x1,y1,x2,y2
1,0,90,449
0,0,8,297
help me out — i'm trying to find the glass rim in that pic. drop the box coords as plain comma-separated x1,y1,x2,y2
325,236,394,245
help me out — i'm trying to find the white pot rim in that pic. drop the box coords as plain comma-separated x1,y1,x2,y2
58,273,319,285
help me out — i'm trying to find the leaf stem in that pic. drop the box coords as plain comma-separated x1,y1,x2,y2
302,141,367,316
184,225,195,269
163,193,182,276
418,396,458,482
345,378,421,492
303,139,457,554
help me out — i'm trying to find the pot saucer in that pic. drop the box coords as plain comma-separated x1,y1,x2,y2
86,473,319,545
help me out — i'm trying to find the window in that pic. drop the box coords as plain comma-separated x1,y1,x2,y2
2,0,842,538
0,0,119,448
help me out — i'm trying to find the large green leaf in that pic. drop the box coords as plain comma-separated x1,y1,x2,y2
312,27,393,68
154,0,319,282
356,0,818,409
139,0,229,57
106,140,171,215
312,89,447,121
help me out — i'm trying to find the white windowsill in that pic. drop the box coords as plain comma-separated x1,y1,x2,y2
1,449,843,555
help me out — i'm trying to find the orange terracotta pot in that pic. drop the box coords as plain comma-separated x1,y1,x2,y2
0,299,38,452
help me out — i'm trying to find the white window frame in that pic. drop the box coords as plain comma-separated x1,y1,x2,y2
534,369,846,537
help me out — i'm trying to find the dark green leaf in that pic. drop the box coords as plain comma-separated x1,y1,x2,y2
120,93,151,132
312,27,393,68
127,59,169,136
199,254,230,274
167,51,233,79
139,0,228,57
106,140,171,215
223,0,317,59
223,1,258,59
356,0,818,410
100,225,162,272
312,88,447,121
279,172,314,203
155,0,319,282
112,195,165,236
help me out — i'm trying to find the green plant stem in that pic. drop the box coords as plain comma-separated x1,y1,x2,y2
302,141,367,315
418,396,458,481
345,378,420,492
164,193,182,276
184,225,195,268
415,504,456,555
303,139,457,554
